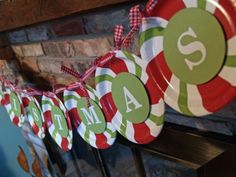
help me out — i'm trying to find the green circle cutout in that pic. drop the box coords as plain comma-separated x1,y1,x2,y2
10,92,21,117
164,8,226,84
29,101,43,128
77,98,106,134
111,73,150,123
51,106,69,138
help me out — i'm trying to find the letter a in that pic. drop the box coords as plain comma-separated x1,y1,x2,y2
123,87,142,113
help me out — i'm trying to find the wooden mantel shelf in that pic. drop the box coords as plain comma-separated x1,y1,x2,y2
118,123,236,177
0,0,132,32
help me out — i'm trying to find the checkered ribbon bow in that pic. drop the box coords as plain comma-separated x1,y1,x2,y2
61,65,92,106
145,0,158,16
123,5,142,48
114,25,124,50
61,52,114,106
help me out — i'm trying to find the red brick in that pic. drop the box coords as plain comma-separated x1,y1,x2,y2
83,9,129,34
32,73,52,89
11,45,24,58
21,57,40,73
33,73,78,88
62,59,94,74
42,41,75,58
0,60,7,70
21,43,44,57
38,58,63,74
0,47,14,59
6,59,21,73
0,59,20,77
51,17,85,37
72,37,112,57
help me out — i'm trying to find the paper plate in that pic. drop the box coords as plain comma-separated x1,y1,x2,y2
95,50,165,144
64,85,116,149
2,87,25,127
21,93,46,139
0,83,4,105
140,0,236,116
42,94,73,151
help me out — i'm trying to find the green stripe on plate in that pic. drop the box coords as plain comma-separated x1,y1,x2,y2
84,128,91,144
123,51,135,62
123,51,142,78
9,110,14,115
139,27,164,46
52,130,57,140
197,0,207,10
224,56,236,67
86,85,94,93
95,74,114,84
106,128,116,138
94,95,100,104
178,81,194,116
69,137,73,144
64,94,80,103
119,115,127,138
42,100,54,107
149,114,164,126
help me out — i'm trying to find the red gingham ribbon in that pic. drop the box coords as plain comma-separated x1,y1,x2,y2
145,0,158,16
80,52,115,81
3,79,19,91
61,65,89,98
61,54,112,107
43,91,57,98
129,5,142,30
25,87,43,96
114,25,124,50
122,5,142,48
61,65,81,79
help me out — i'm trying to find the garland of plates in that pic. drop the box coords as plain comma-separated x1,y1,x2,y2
0,0,235,151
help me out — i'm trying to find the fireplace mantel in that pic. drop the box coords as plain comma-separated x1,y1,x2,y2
0,0,134,32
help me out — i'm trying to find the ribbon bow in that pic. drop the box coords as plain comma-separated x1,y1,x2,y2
145,0,158,16
113,5,142,49
114,25,124,50
123,4,142,48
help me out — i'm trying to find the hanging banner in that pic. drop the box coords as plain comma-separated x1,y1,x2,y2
95,50,165,144
140,0,236,116
2,87,25,127
21,93,46,139
0,83,4,105
64,85,116,149
42,94,73,151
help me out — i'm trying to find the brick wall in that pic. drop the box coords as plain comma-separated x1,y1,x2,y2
0,33,24,85
9,4,139,89
3,3,236,136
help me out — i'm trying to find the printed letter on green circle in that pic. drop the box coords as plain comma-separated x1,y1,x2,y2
77,98,106,134
10,92,21,117
51,106,69,137
29,101,42,128
111,73,150,123
164,8,226,84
